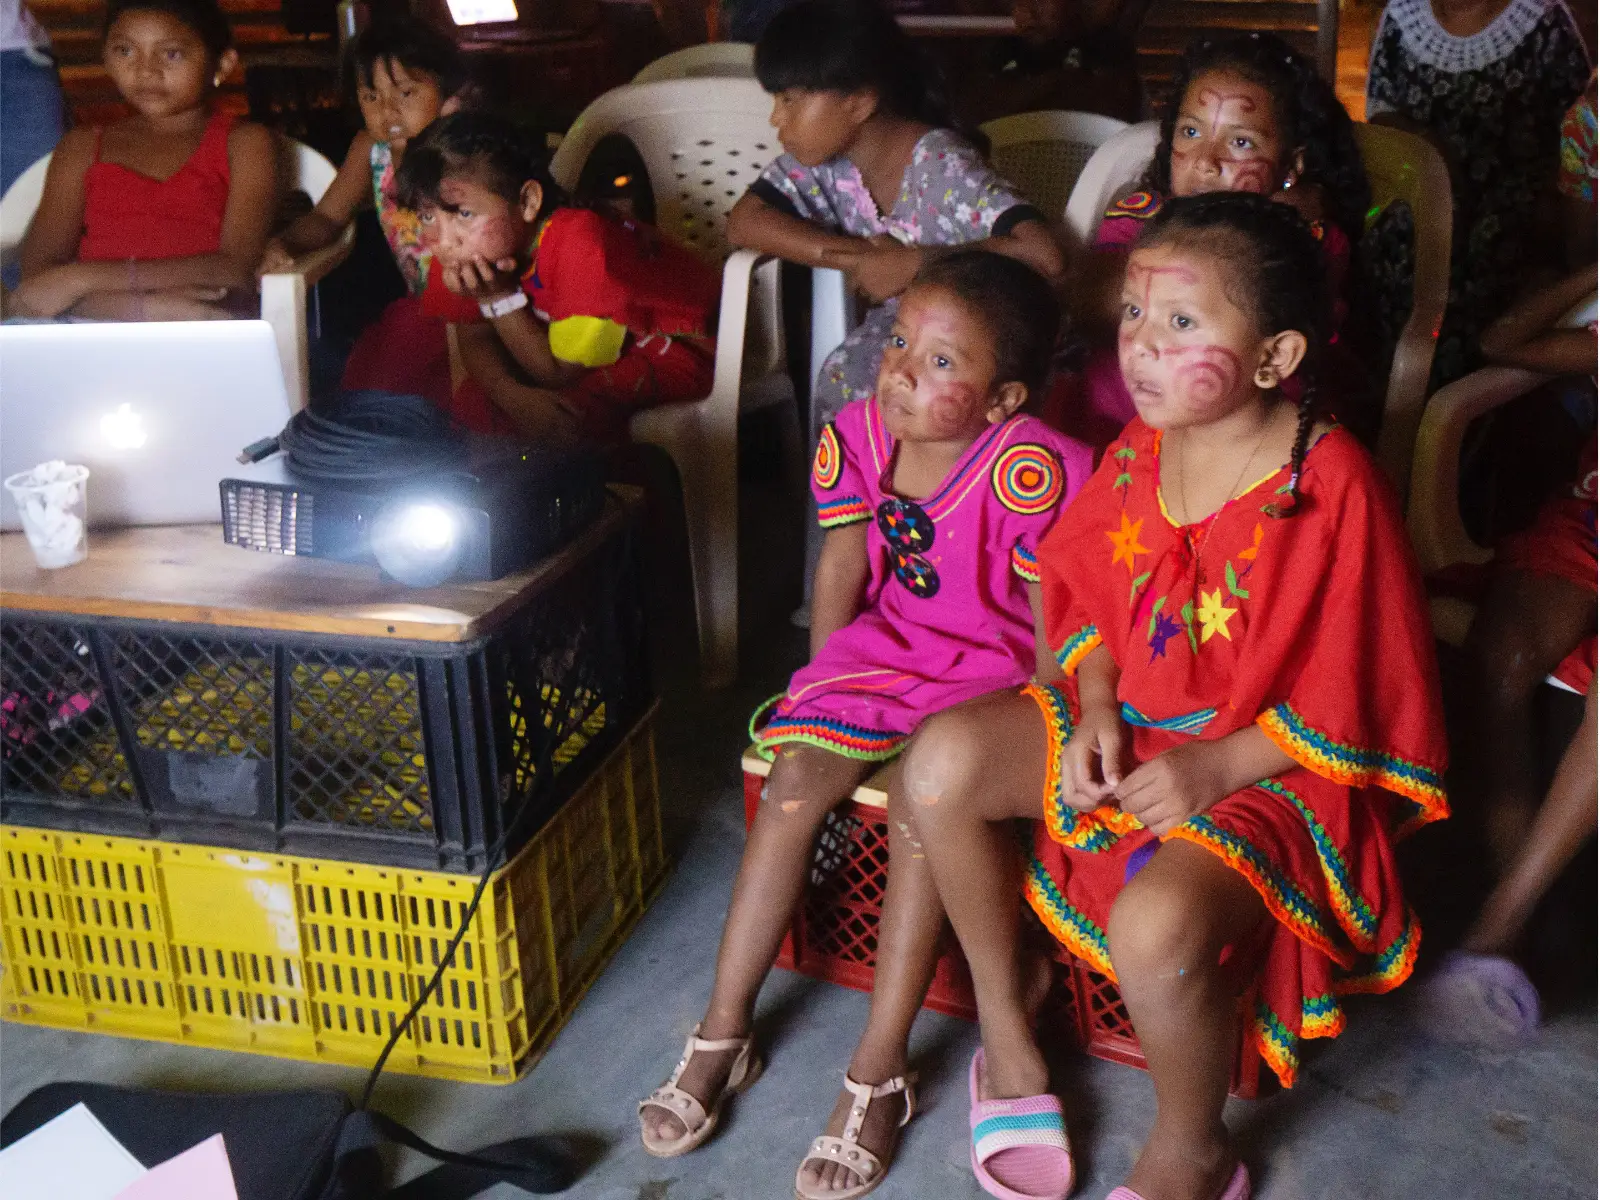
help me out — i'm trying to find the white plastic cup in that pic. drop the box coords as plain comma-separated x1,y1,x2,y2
5,462,90,569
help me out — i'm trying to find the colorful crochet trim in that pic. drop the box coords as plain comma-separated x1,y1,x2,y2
1025,855,1116,978
1252,991,1349,1089
1106,190,1163,220
1263,779,1380,953
1257,703,1448,816
1120,703,1218,734
1333,907,1422,997
1168,813,1353,969
1026,680,1141,851
1054,624,1102,675
748,693,905,762
1011,541,1041,582
818,495,870,527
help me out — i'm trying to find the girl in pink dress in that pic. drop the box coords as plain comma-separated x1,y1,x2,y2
637,252,1092,1200
1050,33,1372,452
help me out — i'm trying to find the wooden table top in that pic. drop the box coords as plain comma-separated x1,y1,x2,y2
1,489,638,643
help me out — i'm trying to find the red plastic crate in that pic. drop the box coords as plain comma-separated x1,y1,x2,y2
742,755,1262,1099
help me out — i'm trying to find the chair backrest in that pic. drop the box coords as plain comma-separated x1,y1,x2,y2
1062,120,1160,242
1353,121,1452,501
980,110,1130,228
549,77,784,376
1,139,338,268
280,136,339,204
0,153,51,268
632,42,755,84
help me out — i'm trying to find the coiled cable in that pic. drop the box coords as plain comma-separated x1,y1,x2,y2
277,390,469,485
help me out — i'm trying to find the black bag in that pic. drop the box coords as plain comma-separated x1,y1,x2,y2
0,1081,577,1200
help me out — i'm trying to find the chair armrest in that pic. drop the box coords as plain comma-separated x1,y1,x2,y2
707,248,772,413
263,224,356,290
1407,365,1549,575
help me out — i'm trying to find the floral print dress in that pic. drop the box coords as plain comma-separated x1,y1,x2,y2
1364,0,1591,385
747,128,1043,430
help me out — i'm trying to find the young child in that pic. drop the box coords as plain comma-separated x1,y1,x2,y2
11,0,276,321
731,0,1063,427
1056,32,1372,451
258,17,476,406
637,252,1092,1200
898,194,1448,1200
396,111,721,443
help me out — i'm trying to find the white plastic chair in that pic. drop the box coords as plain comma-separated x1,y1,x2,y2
0,138,354,413
981,110,1130,230
1062,119,1160,242
632,42,755,84
549,77,806,688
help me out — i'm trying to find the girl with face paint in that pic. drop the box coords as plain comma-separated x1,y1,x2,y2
895,193,1448,1200
637,252,1092,1200
1046,32,1374,454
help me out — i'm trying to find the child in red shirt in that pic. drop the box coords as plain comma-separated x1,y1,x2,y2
397,111,720,443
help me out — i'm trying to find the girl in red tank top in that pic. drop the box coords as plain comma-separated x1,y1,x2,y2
10,0,277,321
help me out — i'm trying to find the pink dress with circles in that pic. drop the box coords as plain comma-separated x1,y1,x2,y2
752,396,1093,760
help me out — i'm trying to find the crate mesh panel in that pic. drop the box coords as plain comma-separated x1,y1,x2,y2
285,651,432,832
111,633,274,758
0,622,133,805
801,812,885,965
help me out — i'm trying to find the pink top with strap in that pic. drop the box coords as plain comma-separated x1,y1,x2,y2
77,111,234,262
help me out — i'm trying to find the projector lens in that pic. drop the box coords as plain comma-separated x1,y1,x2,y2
373,500,462,587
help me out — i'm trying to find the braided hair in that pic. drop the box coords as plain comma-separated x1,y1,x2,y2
1136,191,1331,517
1147,32,1370,241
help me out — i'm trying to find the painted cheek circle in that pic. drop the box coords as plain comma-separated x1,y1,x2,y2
1167,344,1243,407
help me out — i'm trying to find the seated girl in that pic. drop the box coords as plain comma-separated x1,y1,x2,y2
1054,32,1372,451
258,17,477,407
729,0,1063,427
396,111,722,444
898,193,1448,1200
636,252,1093,1200
12,0,276,321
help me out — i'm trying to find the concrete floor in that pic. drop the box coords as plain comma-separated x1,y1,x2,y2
2,458,1596,1200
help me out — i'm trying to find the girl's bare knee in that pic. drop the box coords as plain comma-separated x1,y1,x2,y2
1107,873,1220,986
901,709,985,812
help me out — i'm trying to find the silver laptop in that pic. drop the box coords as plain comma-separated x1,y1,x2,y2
0,320,297,530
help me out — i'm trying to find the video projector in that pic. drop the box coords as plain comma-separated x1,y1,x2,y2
220,436,606,588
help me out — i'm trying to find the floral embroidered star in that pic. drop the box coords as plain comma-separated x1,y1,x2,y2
1196,588,1238,643
1106,513,1150,572
1149,611,1182,661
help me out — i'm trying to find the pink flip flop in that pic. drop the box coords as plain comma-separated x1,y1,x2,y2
1107,1162,1251,1200
968,1048,1074,1200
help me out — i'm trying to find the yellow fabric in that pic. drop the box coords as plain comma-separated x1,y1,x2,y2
549,314,628,368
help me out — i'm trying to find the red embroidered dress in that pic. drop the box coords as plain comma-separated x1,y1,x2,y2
1026,417,1449,1087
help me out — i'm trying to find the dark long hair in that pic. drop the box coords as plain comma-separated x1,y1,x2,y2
350,16,477,105
754,0,983,149
1148,33,1370,240
1136,191,1332,516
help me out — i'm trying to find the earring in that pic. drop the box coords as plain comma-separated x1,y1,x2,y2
1255,368,1275,387
1282,177,1293,190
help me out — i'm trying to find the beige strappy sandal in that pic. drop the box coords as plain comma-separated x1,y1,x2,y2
638,1024,765,1158
793,1072,917,1200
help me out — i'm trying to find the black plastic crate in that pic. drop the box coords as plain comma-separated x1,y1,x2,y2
0,520,648,872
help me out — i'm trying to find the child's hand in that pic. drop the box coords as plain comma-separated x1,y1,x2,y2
1061,702,1128,812
848,237,922,304
441,254,522,302
9,264,89,318
257,239,297,277
1113,741,1229,836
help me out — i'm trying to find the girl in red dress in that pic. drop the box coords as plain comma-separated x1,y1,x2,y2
898,192,1449,1200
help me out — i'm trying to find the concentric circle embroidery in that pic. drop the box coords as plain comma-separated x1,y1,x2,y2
992,444,1062,515
813,423,842,490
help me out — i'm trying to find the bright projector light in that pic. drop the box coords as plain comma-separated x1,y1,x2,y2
372,500,463,587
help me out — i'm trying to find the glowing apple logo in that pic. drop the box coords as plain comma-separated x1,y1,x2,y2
101,403,148,451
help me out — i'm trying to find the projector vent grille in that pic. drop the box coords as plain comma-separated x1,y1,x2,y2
222,481,313,555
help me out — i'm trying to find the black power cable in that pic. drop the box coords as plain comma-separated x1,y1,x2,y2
279,391,469,486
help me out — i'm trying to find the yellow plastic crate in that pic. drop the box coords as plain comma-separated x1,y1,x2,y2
0,711,667,1084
